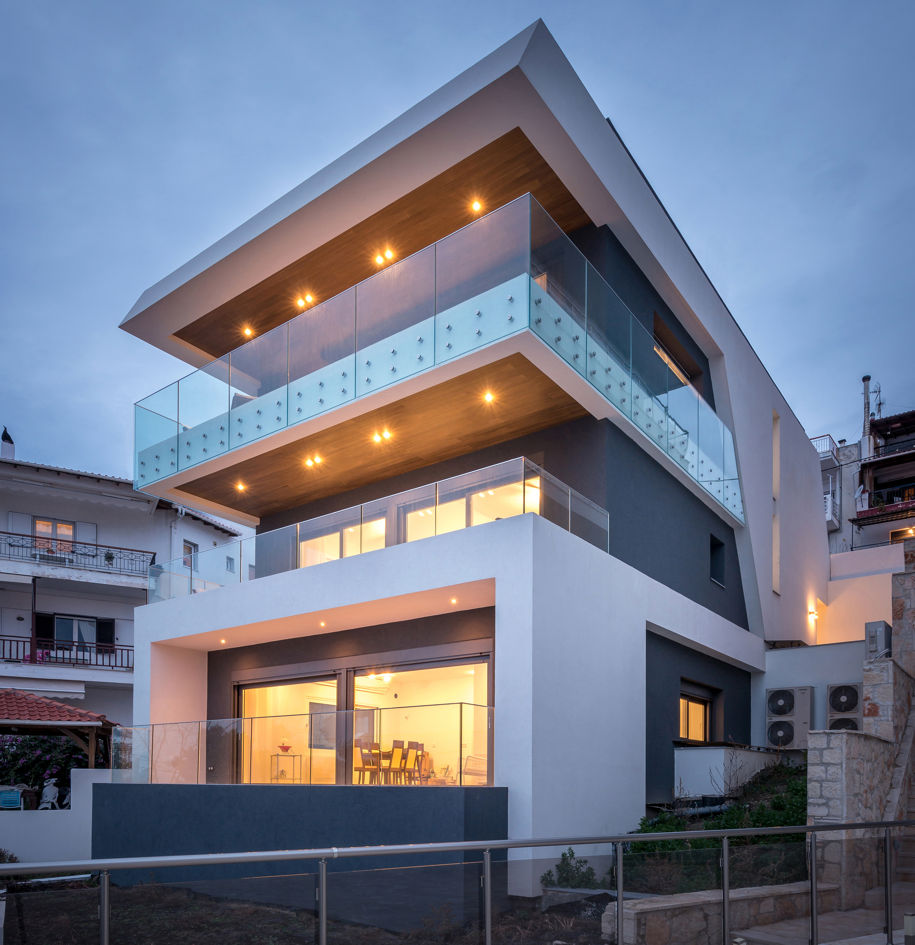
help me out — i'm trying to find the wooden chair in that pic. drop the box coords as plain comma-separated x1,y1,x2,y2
403,743,418,784
361,745,381,785
385,740,405,784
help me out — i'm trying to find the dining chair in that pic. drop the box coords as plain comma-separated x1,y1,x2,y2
361,745,381,784
403,743,418,784
386,739,405,784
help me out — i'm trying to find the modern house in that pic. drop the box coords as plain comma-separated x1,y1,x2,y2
0,429,242,724
111,21,858,882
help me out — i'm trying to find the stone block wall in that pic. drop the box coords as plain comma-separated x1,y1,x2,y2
890,538,915,677
862,657,915,744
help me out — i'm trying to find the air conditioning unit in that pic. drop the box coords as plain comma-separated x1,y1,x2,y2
827,683,863,731
865,621,892,659
766,686,812,750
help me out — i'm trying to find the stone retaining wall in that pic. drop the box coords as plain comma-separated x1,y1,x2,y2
891,539,915,678
863,657,915,744
600,881,839,944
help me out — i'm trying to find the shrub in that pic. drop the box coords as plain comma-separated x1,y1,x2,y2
540,847,600,888
0,735,88,792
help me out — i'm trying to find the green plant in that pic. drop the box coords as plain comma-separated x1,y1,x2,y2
540,847,598,888
0,735,88,792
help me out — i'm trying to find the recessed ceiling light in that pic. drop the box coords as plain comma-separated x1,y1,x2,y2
372,432,382,443
450,597,458,605
297,298,306,308
471,199,482,213
483,391,494,403
375,254,384,265
219,638,227,645
314,455,322,464
384,249,394,260
382,429,391,440
319,621,326,628
243,327,253,337
382,673,392,683
305,458,314,468
305,293,314,304
236,482,246,492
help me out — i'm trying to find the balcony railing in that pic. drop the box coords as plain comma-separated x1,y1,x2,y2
869,438,915,460
134,194,743,521
112,703,491,786
0,530,154,577
810,433,838,462
0,635,134,670
148,457,608,603
855,484,915,522
823,492,839,522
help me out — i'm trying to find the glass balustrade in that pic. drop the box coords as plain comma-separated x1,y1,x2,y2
112,703,493,787
135,194,742,520
147,457,610,602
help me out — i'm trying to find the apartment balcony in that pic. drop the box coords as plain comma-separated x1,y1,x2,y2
148,457,608,603
852,484,915,526
810,433,839,466
134,195,743,523
0,530,154,588
0,635,134,671
112,703,491,786
823,491,840,531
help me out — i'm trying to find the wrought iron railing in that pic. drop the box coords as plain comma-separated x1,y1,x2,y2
0,530,154,577
0,635,134,670
871,438,915,459
0,818,910,945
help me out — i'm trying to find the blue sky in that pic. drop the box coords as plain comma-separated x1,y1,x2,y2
1,0,912,475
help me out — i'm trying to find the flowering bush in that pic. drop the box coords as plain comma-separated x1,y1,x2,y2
0,735,88,791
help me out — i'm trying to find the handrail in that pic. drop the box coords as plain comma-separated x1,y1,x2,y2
1,817,911,877
0,529,155,577
0,635,134,669
0,530,154,557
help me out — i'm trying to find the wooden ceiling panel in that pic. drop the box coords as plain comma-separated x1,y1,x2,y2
178,354,587,519
175,129,590,359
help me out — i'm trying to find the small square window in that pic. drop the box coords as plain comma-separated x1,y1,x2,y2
679,694,709,742
710,534,725,587
183,540,199,571
226,556,235,573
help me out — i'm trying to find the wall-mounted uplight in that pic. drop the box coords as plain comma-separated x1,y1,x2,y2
808,609,819,620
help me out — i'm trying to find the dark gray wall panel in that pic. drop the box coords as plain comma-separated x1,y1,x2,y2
645,632,751,805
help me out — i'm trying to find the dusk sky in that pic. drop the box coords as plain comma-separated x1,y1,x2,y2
1,1,912,477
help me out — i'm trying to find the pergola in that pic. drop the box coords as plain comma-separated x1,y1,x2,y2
0,689,113,767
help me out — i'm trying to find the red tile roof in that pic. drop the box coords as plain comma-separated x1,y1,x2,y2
0,689,110,726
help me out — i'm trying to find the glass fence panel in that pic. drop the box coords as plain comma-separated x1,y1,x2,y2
240,713,337,784
530,198,587,374
630,317,669,450
296,506,364,568
435,459,525,536
190,542,237,595
288,286,357,421
665,364,700,478
2,882,98,945
228,321,288,448
435,197,530,361
203,717,246,784
570,491,610,552
356,244,435,395
108,872,318,945
148,559,191,603
176,356,230,472
134,401,179,488
325,859,483,942
722,424,744,520
363,483,437,549
460,703,491,786
112,725,150,784
697,395,725,502
239,524,297,582
150,721,202,784
586,263,631,416
528,462,570,531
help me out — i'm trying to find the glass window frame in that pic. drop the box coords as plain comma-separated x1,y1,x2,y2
678,693,710,743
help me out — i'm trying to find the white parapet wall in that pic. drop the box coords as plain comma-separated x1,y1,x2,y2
0,768,110,863
674,745,801,799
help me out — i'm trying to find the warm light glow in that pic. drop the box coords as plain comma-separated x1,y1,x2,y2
808,609,819,620
373,432,382,444
305,293,314,304
384,249,393,260
314,455,322,464
382,673,392,683
483,391,494,403
375,254,384,265
382,429,391,440
235,482,246,492
471,199,482,213
305,458,314,467
450,597,458,605
243,327,253,337
219,638,227,645
297,298,306,308
319,621,326,628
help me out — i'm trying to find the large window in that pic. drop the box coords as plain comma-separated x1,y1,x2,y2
33,517,74,554
182,540,198,570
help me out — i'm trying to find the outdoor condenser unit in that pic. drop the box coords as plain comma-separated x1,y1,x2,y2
826,683,863,732
765,686,812,750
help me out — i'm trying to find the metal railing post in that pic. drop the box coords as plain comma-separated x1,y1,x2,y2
482,849,492,945
721,836,730,945
616,840,624,945
809,832,818,945
99,869,110,945
885,826,894,945
318,858,327,945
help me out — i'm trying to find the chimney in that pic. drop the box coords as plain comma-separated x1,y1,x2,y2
0,427,13,461
863,375,871,439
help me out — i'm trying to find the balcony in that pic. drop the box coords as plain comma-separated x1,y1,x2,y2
0,635,134,671
810,433,839,464
112,703,491,786
823,491,840,531
0,530,154,578
148,457,608,603
852,484,915,525
135,194,743,522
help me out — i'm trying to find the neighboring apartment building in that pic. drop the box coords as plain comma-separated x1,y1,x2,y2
111,22,848,871
0,429,242,724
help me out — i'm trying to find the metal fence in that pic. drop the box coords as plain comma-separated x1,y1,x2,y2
0,530,154,577
0,817,910,945
0,634,134,669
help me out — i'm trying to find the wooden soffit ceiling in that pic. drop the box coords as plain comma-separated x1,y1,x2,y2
175,129,590,359
178,354,587,519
